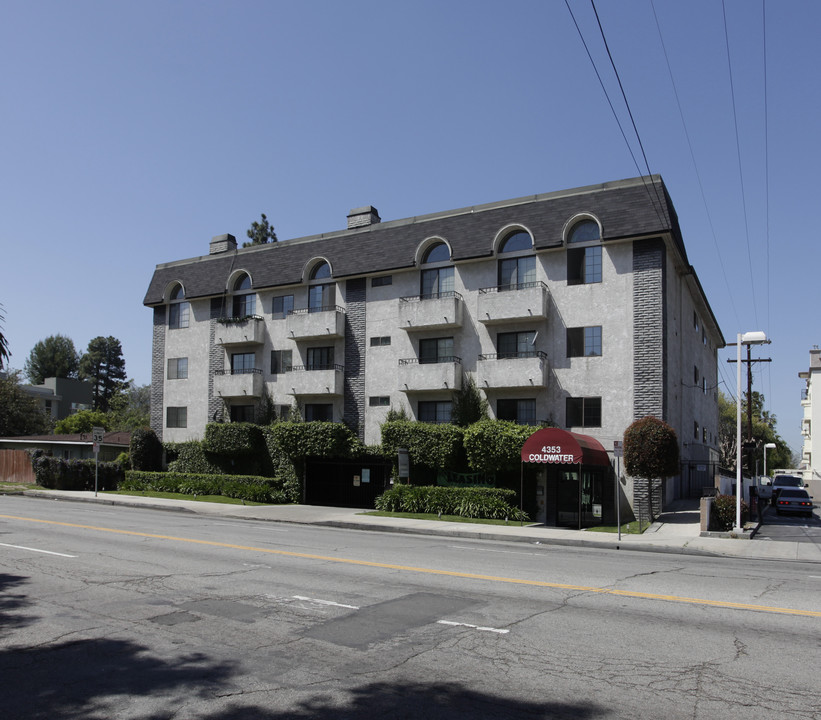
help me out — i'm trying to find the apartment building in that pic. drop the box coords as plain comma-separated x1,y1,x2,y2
799,347,821,481
143,176,724,502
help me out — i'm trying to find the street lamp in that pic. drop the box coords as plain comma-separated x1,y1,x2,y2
763,442,777,479
735,331,769,534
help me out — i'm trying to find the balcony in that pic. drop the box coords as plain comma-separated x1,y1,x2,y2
285,364,345,396
215,315,265,346
477,282,548,324
213,368,263,398
286,306,345,340
398,292,464,332
398,357,462,393
477,351,548,389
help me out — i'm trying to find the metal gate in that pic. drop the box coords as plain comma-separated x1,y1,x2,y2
304,458,392,508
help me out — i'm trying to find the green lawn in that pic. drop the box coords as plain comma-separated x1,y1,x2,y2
362,511,532,526
102,490,271,506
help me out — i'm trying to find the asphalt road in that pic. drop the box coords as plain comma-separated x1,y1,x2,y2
755,503,821,544
1,495,819,719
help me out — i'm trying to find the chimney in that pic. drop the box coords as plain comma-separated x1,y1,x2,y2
347,206,381,229
210,234,237,254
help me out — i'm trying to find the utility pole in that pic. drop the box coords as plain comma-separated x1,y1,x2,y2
728,347,772,477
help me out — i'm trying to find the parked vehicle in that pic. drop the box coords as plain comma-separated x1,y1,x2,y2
775,488,815,517
770,475,805,504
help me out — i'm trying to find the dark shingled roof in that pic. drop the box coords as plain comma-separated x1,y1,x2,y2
144,175,683,306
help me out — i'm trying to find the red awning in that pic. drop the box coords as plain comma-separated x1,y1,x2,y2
520,428,610,466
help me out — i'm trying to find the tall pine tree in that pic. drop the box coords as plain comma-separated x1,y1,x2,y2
79,336,127,412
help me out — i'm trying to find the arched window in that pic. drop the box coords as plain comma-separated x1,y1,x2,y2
308,261,335,311
168,283,190,329
232,273,256,317
498,231,536,290
567,219,600,244
420,242,454,298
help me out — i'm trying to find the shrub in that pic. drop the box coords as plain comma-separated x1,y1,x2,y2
269,421,358,459
122,470,290,504
380,421,463,471
115,451,131,470
624,416,679,481
130,428,163,471
202,422,264,457
164,441,223,475
32,456,123,491
711,493,748,531
374,485,528,521
463,419,538,473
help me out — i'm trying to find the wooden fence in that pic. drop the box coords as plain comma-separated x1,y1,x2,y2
0,450,36,484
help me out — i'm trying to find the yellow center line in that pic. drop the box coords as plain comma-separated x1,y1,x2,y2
4,514,820,618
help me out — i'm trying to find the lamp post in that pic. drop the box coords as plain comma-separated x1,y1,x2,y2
735,331,768,533
763,442,776,479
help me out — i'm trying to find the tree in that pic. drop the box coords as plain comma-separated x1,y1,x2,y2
79,336,127,413
624,416,680,522
0,371,51,436
243,213,278,248
451,374,488,427
54,409,110,435
0,303,10,370
106,382,150,431
717,390,790,475
24,334,80,384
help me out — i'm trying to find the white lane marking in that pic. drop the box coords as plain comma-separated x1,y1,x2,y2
292,595,360,610
438,620,509,634
0,542,76,558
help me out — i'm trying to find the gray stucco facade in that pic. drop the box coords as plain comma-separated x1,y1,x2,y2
144,176,724,506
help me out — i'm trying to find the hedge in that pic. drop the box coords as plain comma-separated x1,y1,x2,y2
32,455,124,491
202,422,265,457
380,421,463,471
710,493,749,531
463,419,538,473
374,485,529,521
130,428,163,471
267,421,359,459
121,470,291,504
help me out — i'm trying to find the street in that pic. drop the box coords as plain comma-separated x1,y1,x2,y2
1,495,819,719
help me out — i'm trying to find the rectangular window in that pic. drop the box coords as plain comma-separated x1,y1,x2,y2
230,405,255,423
305,403,333,422
419,337,454,364
270,349,293,374
694,421,699,440
498,331,536,358
308,283,335,311
370,336,391,347
498,256,537,289
420,266,454,298
497,399,537,425
307,346,334,370
169,302,190,329
231,352,256,373
369,396,391,407
566,397,601,428
567,246,602,285
418,400,452,424
166,406,187,428
167,357,188,379
272,295,294,318
232,293,256,317
694,366,699,385
567,327,602,357
371,275,392,287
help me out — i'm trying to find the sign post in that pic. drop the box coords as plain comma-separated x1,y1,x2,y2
613,441,623,541
92,427,104,497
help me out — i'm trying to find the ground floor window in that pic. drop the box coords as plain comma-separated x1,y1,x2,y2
305,403,333,422
566,397,601,427
418,400,452,423
230,405,255,423
166,406,187,428
497,399,536,424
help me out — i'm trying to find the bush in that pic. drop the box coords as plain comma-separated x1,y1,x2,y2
711,493,748,531
268,421,358,459
164,441,224,474
130,428,163,471
115,451,131,470
463,419,538,473
202,422,265,457
32,456,123,491
374,485,528,521
122,470,290,504
380,421,463,471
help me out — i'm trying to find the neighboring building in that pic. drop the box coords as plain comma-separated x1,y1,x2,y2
0,431,130,463
22,377,93,421
798,347,821,481
143,176,724,511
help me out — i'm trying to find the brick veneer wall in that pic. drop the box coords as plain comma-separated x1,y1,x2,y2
343,278,366,440
150,306,166,440
208,298,225,423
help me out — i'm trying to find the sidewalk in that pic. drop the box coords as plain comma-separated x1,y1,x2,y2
12,489,821,563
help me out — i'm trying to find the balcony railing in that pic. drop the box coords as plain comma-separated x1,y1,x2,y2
398,291,463,331
215,315,265,345
213,367,263,398
398,356,462,393
286,305,345,339
477,351,548,389
477,281,548,324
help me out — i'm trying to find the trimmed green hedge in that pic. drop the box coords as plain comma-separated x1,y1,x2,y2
164,441,224,475
463,419,538,473
268,421,359,459
202,422,265,457
375,485,529,521
380,421,463,471
32,455,124,491
121,470,290,504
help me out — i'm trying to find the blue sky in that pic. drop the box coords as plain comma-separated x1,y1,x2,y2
2,1,818,456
